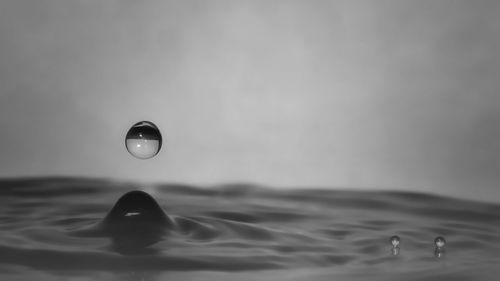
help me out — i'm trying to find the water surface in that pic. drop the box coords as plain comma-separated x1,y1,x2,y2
1,177,499,280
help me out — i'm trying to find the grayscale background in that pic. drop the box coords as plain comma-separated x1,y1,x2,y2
1,0,500,202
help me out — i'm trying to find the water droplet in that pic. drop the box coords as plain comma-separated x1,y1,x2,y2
434,236,446,248
125,121,162,159
390,235,400,247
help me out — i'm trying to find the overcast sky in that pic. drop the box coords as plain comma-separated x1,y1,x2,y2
1,1,500,202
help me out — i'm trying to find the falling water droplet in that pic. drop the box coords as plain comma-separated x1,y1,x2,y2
125,121,162,159
434,236,446,248
390,235,400,247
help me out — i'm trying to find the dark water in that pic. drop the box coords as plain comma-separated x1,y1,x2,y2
1,177,500,280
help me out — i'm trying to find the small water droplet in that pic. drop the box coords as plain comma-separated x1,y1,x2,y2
434,236,446,248
390,235,400,247
125,121,162,159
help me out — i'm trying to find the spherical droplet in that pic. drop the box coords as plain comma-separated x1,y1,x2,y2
434,236,446,248
125,121,162,159
390,235,400,247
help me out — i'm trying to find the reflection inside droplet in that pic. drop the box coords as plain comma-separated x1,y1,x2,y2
125,121,162,159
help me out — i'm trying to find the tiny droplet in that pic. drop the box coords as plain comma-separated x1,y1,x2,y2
390,235,400,247
434,236,446,248
125,121,162,159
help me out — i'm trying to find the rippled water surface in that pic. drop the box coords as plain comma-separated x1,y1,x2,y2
1,178,500,280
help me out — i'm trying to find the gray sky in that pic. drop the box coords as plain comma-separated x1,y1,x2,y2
1,0,500,202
